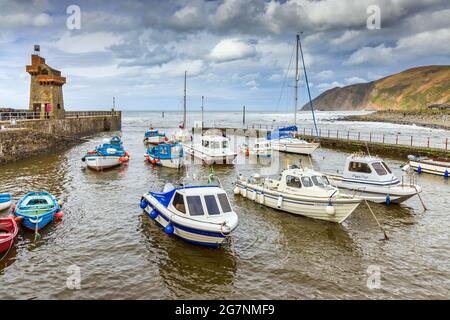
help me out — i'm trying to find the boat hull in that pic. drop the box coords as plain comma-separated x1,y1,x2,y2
0,217,18,254
271,140,319,155
184,145,236,165
0,201,11,211
328,175,421,204
0,194,12,211
409,159,449,176
142,194,234,247
148,155,184,168
85,156,122,171
144,136,165,145
235,182,360,223
15,211,55,230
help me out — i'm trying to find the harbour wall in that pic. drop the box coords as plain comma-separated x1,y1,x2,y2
0,112,121,164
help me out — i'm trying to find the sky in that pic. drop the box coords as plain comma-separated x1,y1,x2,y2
0,0,449,112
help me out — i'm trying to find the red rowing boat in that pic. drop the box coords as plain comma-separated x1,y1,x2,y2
0,217,18,254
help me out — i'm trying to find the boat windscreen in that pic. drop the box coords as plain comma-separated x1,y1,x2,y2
217,193,232,213
372,162,388,176
301,176,313,187
187,196,205,216
312,176,330,187
172,192,186,213
381,161,392,174
204,195,221,215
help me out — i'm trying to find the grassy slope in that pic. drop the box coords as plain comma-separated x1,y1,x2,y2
308,65,450,111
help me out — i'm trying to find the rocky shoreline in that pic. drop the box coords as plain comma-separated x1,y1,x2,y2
344,110,450,130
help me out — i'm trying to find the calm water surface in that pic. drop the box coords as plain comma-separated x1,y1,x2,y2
0,111,449,299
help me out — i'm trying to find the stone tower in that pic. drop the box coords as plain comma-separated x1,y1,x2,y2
26,48,66,118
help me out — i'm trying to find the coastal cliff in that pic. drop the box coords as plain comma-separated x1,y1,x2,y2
304,65,450,111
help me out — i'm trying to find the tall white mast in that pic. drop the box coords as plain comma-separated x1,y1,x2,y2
183,70,187,128
294,33,299,125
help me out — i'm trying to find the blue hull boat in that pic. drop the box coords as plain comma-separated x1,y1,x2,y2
145,142,185,168
14,192,62,230
0,193,12,211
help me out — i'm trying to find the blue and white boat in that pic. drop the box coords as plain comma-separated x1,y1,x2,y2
144,128,166,145
140,176,239,247
327,154,422,204
0,193,12,211
82,135,129,171
269,126,319,155
14,192,62,230
145,142,185,168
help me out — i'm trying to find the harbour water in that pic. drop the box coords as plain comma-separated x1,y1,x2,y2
0,111,449,299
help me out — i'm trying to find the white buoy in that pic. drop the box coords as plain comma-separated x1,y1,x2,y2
233,187,240,195
259,193,265,204
326,204,336,216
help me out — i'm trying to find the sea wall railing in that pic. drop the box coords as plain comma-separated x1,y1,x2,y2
242,123,450,151
0,110,120,122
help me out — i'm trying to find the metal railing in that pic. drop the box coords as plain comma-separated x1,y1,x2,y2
0,110,120,122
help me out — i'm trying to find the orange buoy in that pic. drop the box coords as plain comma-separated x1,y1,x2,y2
54,211,64,220
151,159,157,165
14,216,23,222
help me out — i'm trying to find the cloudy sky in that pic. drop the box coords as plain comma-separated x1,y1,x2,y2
0,0,449,111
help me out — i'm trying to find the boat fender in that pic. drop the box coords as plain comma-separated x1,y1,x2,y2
149,210,158,219
58,200,64,207
151,159,157,165
242,187,247,197
259,193,265,204
54,211,64,220
164,224,174,235
385,194,391,205
417,165,422,174
444,169,449,178
14,216,23,223
233,187,240,195
326,202,335,216
251,190,257,201
277,196,283,208
140,199,148,209
81,156,86,162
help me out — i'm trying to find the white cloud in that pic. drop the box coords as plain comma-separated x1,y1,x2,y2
331,30,361,46
315,70,335,80
208,38,256,62
50,32,123,54
345,44,396,66
345,76,367,84
317,81,344,91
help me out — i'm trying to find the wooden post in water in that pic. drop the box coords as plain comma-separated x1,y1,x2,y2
328,129,330,138
382,134,385,144
396,134,399,145
427,137,430,148
446,138,448,151
358,132,361,141
369,132,372,142
411,136,413,146
242,105,245,126
337,130,339,139
347,131,349,141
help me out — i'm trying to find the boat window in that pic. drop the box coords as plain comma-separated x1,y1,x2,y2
312,176,329,187
218,193,232,213
171,146,181,156
222,140,228,148
286,175,301,188
210,141,220,149
204,195,221,215
186,196,205,216
382,161,392,173
301,176,313,187
172,192,186,214
160,146,169,155
372,162,388,176
348,161,372,174
202,140,209,148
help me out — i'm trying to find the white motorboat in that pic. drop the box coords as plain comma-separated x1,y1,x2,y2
140,176,239,248
327,154,422,204
184,131,237,165
234,165,362,223
270,129,320,155
82,136,129,171
240,138,272,157
143,128,166,145
406,155,449,177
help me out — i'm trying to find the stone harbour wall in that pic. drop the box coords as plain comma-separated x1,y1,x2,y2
0,113,121,164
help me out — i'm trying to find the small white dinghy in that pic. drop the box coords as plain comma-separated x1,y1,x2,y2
327,154,422,204
140,175,239,247
234,165,362,223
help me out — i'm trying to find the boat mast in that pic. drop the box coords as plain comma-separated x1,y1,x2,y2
183,70,187,129
294,33,300,126
298,32,319,137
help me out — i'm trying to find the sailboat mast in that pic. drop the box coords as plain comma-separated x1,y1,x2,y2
183,70,187,128
298,33,319,137
294,33,299,126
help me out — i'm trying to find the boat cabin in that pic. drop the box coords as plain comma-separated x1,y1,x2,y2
167,186,234,220
200,135,235,155
149,143,183,159
342,155,398,184
263,167,337,198
145,128,165,137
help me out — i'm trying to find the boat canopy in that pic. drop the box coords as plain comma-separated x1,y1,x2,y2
145,129,165,138
342,155,399,184
267,125,298,140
